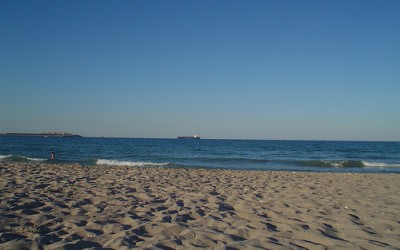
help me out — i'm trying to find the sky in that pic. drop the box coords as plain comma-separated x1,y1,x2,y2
1,0,399,140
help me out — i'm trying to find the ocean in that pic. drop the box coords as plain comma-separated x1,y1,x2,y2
1,137,399,173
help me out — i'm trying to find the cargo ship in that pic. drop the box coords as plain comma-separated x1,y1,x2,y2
177,135,200,139
0,132,82,138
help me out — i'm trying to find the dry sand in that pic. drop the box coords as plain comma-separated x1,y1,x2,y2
0,162,399,249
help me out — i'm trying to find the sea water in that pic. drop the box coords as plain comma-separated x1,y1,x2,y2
1,137,399,173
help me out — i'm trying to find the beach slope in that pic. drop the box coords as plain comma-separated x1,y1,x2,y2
0,163,399,249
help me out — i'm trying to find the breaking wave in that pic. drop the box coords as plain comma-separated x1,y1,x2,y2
0,154,46,162
96,159,170,167
291,160,400,168
361,161,400,168
0,155,12,160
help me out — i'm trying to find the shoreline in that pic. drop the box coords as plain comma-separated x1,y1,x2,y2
2,158,400,174
1,162,399,249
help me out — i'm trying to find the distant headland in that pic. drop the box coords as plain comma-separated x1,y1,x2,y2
177,135,201,139
0,132,82,138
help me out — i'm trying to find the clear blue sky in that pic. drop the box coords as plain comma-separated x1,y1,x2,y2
1,0,399,140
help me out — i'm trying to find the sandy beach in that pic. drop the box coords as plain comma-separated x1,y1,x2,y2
0,162,399,249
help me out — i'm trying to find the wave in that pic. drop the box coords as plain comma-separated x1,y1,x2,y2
291,160,400,168
2,153,399,170
361,161,400,168
0,155,12,160
96,159,169,167
0,154,46,162
25,157,46,162
193,157,399,168
182,156,271,164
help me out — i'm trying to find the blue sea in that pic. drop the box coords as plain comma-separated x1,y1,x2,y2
1,137,400,173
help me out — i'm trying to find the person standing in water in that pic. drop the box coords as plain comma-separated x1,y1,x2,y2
50,152,55,160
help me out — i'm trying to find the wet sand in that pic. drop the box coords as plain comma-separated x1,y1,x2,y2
0,162,399,249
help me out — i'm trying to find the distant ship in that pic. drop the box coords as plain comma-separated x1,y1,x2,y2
0,132,82,138
177,135,201,139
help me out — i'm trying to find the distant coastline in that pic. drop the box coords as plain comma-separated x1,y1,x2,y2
177,135,201,139
0,132,82,138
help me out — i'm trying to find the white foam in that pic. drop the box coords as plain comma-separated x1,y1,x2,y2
0,155,46,162
321,160,345,167
25,157,46,162
0,155,12,160
362,161,400,168
96,159,169,167
331,161,344,167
